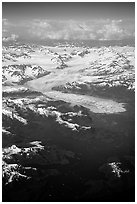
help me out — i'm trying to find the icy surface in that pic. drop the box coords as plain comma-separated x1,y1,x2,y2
2,44,135,195
3,45,134,114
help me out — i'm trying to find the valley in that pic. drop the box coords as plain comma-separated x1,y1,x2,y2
2,42,135,201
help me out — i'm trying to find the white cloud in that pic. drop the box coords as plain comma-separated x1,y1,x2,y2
2,18,9,26
2,18,135,41
97,20,124,40
2,34,18,42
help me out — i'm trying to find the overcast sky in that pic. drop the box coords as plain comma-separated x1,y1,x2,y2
2,2,135,42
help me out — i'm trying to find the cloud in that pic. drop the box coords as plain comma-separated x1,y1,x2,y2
28,19,97,40
96,19,130,40
26,19,135,41
2,34,18,42
2,18,135,41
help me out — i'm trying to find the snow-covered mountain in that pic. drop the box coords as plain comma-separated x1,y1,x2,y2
53,46,135,92
2,64,50,85
2,86,94,185
2,44,134,90
3,87,93,133
2,43,135,201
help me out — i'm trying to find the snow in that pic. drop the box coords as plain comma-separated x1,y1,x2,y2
2,108,27,125
3,86,28,93
108,162,130,178
2,44,134,116
3,145,21,157
2,128,11,135
2,161,32,185
2,63,49,85
3,95,92,132
2,140,45,185
3,141,45,159
45,91,126,114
